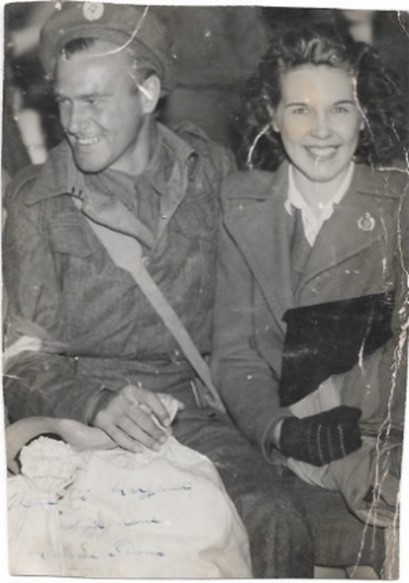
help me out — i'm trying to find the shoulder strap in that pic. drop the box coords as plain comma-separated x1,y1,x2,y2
79,204,225,413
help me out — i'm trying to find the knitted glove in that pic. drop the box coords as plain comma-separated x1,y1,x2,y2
279,405,362,466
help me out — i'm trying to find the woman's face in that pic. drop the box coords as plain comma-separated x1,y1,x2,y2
272,65,364,193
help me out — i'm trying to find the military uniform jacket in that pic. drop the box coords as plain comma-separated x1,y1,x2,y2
212,162,408,455
3,123,234,424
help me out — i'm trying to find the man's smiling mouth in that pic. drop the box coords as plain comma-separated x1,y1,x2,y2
76,136,102,146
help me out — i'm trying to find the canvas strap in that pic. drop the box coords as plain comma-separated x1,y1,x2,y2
77,200,225,413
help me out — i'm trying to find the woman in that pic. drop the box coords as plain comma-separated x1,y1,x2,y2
212,23,408,526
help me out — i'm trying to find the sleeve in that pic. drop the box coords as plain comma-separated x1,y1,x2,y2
3,186,107,425
211,216,291,458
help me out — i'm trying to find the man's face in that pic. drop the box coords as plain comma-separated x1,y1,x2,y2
55,44,150,174
273,65,364,194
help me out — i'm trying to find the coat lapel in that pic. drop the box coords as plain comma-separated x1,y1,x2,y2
224,166,293,332
297,164,396,294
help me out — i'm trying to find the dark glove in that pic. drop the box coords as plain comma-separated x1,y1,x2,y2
279,405,362,466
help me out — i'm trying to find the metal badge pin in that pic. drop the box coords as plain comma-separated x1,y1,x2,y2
357,212,376,232
83,2,104,21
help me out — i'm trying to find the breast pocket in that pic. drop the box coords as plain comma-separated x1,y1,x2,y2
47,213,95,258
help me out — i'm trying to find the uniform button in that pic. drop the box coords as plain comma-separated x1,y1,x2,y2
142,256,150,267
311,278,321,291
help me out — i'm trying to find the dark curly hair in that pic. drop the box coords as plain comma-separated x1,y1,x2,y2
241,22,408,170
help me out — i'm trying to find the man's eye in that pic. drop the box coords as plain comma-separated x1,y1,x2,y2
85,98,99,106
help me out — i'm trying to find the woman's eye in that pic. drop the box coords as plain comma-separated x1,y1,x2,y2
291,106,309,115
332,105,349,114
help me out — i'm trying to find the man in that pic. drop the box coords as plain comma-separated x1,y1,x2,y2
3,3,313,577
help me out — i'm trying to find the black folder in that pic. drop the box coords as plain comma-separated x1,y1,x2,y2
279,291,394,407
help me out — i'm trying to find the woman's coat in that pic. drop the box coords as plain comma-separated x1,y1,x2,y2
212,162,408,460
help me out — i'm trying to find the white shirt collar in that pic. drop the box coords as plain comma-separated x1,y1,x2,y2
284,163,355,246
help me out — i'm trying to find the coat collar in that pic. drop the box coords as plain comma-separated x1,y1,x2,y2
223,162,403,323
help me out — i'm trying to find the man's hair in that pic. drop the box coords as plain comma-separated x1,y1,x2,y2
57,37,156,94
241,23,408,170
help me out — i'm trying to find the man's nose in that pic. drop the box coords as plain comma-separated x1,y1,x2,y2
310,110,332,139
66,103,88,135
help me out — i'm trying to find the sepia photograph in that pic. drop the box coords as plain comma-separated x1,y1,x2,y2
1,0,409,580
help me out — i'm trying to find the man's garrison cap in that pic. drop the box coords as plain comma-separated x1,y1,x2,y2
39,2,175,93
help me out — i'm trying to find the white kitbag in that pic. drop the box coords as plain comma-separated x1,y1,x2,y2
8,434,251,578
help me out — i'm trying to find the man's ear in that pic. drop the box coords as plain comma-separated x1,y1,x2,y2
139,74,161,114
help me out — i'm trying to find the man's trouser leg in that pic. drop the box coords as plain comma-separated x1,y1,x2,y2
172,405,314,578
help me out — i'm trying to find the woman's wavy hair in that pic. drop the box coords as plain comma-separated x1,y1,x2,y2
241,22,408,170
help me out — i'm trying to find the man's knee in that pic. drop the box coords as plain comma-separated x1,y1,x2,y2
235,491,314,578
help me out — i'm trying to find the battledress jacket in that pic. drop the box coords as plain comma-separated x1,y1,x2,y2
3,123,234,424
212,162,408,461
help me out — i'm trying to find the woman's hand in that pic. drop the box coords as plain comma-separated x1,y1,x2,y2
92,384,184,453
279,406,362,466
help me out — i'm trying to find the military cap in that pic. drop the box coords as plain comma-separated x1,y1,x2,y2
39,2,174,93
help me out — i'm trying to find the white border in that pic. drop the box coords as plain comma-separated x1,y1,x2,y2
1,2,408,583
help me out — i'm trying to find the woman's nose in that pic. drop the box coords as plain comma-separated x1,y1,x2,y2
310,110,332,139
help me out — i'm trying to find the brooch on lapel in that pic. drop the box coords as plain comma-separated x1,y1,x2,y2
83,2,104,21
358,212,376,232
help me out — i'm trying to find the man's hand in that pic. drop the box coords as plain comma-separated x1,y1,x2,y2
279,405,362,466
92,384,183,452
55,418,117,451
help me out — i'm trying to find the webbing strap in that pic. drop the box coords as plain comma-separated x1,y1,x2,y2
80,204,225,412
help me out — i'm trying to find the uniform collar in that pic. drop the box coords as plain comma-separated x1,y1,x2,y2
24,122,197,206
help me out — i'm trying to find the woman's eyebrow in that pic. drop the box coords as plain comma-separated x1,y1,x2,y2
333,99,355,105
283,99,356,109
284,101,308,109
